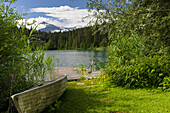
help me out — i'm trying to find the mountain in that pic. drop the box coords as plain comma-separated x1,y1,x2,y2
39,21,78,32
39,22,61,32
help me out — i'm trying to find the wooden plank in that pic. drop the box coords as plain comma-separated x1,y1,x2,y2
54,67,82,80
11,75,67,113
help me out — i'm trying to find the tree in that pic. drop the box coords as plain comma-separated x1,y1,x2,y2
87,0,169,55
87,0,170,89
65,41,68,50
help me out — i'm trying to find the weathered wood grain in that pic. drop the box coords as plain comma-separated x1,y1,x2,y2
54,67,82,80
11,75,67,113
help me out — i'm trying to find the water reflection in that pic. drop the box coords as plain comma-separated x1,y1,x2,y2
44,50,107,70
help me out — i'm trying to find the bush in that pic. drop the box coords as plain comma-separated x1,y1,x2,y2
105,35,170,90
0,0,54,111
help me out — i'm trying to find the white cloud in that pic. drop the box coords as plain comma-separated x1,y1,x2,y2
23,5,97,30
18,17,50,30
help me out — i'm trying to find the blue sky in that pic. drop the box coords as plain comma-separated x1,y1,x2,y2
12,0,88,18
12,0,97,31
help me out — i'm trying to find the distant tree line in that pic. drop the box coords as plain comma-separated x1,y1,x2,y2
22,26,108,50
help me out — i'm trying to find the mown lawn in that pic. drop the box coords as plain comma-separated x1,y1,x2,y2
43,79,170,113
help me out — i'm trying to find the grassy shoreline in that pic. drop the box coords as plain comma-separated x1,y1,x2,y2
90,47,107,51
47,47,108,51
43,78,170,113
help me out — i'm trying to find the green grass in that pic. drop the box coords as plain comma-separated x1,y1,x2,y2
43,79,170,113
93,47,107,51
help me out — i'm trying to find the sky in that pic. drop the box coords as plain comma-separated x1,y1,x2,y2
11,0,99,31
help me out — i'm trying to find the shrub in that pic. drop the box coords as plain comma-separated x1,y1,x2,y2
0,0,54,111
105,35,170,90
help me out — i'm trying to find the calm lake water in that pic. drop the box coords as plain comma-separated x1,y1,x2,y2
44,50,107,70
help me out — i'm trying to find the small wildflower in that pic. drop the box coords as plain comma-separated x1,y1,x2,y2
135,69,138,72
10,74,16,77
131,59,135,62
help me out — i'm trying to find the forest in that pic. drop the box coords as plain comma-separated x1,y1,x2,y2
0,0,170,112
23,26,108,50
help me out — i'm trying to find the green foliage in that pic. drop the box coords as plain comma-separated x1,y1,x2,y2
90,56,106,71
87,0,170,47
87,0,170,90
104,35,170,89
80,42,85,49
87,0,170,55
0,0,55,111
99,38,107,47
159,76,170,92
79,64,84,71
79,76,87,81
34,26,108,50
48,100,61,113
44,54,55,80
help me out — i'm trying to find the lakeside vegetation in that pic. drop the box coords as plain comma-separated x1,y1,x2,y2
0,0,55,111
43,79,170,113
0,0,170,112
86,0,170,91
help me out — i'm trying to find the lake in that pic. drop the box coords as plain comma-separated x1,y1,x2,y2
44,50,107,70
